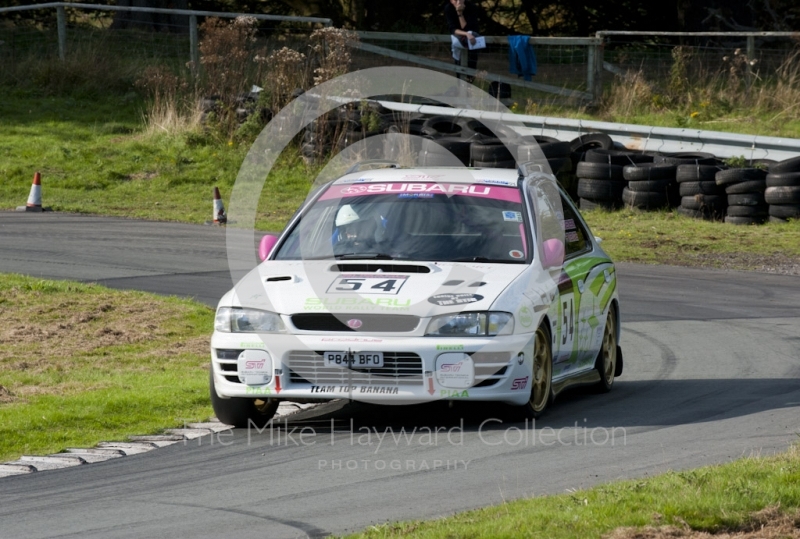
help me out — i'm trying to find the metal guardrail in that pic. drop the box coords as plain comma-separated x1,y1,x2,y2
367,100,800,161
0,2,332,63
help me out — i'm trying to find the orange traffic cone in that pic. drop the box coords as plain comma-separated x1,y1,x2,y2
212,186,227,224
16,172,48,212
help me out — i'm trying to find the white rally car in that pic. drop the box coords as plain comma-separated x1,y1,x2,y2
210,164,622,427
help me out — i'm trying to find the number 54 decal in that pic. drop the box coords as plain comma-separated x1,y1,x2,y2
326,274,409,295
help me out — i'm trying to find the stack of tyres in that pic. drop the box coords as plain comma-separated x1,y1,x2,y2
765,157,800,222
516,136,572,177
676,164,728,220
715,165,769,225
563,133,614,202
577,149,652,210
622,162,678,210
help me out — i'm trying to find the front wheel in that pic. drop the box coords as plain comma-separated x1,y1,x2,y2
520,324,553,418
594,307,617,393
210,371,280,428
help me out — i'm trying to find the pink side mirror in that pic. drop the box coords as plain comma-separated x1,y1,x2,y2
258,234,279,262
541,238,565,268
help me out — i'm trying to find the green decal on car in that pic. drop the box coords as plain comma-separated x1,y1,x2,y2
518,305,534,327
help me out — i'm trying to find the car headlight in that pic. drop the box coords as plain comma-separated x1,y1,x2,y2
214,307,286,333
425,312,514,336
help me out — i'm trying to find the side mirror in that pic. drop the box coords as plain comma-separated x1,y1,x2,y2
541,238,565,268
258,234,279,262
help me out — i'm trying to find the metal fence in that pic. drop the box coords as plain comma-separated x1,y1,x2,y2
1,3,798,104
598,31,800,87
353,32,600,102
0,2,331,71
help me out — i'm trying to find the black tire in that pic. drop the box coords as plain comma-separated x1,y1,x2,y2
460,119,523,143
472,159,517,169
585,149,653,166
680,194,726,211
569,133,614,153
727,193,765,206
724,179,766,195
539,141,571,158
548,157,570,175
679,180,723,196
426,137,471,164
594,307,618,393
210,372,279,428
726,205,768,217
768,204,800,219
676,164,726,182
420,151,466,166
654,152,717,166
578,178,626,201
764,186,800,205
575,161,624,181
769,216,789,223
533,135,560,144
725,215,766,225
420,115,463,137
580,198,620,211
766,172,800,187
517,141,571,160
459,119,495,139
769,156,800,174
622,187,669,209
716,167,768,186
520,324,553,418
471,141,514,162
626,178,675,192
623,164,677,182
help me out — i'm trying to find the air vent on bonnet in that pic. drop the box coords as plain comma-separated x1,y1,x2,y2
332,263,430,273
265,276,292,282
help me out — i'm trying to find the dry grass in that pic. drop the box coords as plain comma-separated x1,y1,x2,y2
0,278,210,402
601,44,800,127
605,507,800,539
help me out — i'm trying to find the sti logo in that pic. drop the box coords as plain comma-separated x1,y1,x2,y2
441,362,463,373
245,360,266,370
510,377,529,390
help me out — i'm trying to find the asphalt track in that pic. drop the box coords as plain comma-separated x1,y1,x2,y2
1,212,799,539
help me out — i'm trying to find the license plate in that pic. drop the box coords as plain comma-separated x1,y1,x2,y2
324,351,384,368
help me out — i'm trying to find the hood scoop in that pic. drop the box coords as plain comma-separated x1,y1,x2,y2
265,275,295,282
332,263,431,274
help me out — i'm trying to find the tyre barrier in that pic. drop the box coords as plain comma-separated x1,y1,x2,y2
765,162,800,222
716,167,769,225
299,106,800,224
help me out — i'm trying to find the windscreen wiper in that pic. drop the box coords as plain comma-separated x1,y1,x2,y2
451,256,517,263
334,253,396,260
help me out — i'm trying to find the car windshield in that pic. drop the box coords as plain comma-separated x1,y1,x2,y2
274,182,529,263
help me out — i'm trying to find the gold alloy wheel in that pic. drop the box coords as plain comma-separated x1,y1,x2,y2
601,308,617,387
530,325,552,413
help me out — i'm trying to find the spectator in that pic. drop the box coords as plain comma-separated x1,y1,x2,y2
444,0,480,83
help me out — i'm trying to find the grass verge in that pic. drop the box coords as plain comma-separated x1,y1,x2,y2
348,445,800,539
583,208,800,273
0,95,311,231
0,274,214,462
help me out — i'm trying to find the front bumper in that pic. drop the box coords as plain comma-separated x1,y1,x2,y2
210,332,536,406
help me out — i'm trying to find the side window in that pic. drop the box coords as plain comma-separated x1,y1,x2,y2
560,195,590,258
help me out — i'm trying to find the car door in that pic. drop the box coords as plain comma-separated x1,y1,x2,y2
558,193,612,370
525,175,581,377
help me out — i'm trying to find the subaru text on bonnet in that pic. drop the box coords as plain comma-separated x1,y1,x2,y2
210,164,623,427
